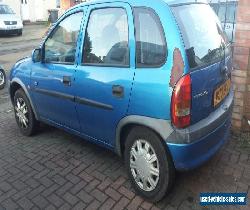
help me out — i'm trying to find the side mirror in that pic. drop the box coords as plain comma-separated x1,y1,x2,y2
32,48,42,63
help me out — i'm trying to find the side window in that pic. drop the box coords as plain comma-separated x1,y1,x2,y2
83,8,129,67
134,8,167,68
44,12,83,64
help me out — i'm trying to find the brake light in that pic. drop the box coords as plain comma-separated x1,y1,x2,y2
171,74,191,128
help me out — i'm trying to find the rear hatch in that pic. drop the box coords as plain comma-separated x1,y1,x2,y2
171,3,232,124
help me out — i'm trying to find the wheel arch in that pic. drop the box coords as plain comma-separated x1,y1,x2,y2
115,115,174,157
10,78,39,120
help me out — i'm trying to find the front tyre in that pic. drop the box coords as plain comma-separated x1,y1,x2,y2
0,68,6,90
14,89,38,136
17,29,22,36
124,126,175,202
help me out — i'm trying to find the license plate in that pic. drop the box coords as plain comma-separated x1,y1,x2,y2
7,26,16,30
214,79,231,107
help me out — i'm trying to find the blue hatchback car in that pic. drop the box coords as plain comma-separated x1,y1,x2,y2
9,0,233,201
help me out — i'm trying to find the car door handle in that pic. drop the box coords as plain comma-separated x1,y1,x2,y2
63,76,71,86
112,85,124,98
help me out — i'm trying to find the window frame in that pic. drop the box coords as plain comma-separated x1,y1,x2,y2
133,7,168,69
81,6,130,68
42,10,84,66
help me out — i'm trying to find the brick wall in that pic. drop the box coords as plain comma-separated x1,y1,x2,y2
233,0,250,131
60,0,84,11
60,0,73,11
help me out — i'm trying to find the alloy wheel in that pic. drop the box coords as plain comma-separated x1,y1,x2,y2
0,71,5,86
15,97,29,129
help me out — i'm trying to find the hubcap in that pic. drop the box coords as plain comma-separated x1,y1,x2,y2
15,98,29,129
0,71,5,86
130,139,160,192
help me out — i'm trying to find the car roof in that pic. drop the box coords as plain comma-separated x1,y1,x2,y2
71,0,207,9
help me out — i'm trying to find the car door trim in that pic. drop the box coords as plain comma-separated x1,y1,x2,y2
34,88,75,101
33,88,113,110
75,96,113,110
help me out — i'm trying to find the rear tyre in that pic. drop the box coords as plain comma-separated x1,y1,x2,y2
124,126,175,202
0,69,6,90
14,89,38,136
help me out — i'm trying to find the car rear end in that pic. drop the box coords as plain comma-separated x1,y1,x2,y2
166,1,233,170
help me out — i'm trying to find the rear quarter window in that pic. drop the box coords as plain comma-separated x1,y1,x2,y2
134,7,167,68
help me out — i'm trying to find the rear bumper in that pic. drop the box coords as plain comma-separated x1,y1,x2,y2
167,116,231,170
166,89,233,171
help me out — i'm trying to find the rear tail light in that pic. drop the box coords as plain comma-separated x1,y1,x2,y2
171,74,191,128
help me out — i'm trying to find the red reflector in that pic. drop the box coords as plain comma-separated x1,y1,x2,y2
171,74,191,128
169,48,184,88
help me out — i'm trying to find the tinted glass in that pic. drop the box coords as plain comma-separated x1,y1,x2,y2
44,12,83,64
83,8,129,66
172,4,228,70
210,3,219,14
134,8,167,67
0,5,14,14
226,4,236,23
218,5,226,23
218,3,236,24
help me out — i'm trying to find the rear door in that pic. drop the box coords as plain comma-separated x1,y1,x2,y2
74,2,135,145
172,3,232,124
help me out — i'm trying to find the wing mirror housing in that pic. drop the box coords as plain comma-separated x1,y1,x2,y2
32,48,42,63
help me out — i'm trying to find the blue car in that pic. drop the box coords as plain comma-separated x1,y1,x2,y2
9,0,233,201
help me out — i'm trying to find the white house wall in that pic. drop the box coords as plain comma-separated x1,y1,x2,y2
28,0,57,22
0,0,57,22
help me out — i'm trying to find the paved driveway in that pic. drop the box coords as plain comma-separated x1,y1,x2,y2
0,25,249,210
0,92,249,210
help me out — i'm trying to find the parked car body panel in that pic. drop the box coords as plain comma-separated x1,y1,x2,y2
9,0,233,172
30,8,88,133
127,0,189,121
172,3,233,124
73,2,136,146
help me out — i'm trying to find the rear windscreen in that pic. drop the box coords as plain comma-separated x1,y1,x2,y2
172,4,228,70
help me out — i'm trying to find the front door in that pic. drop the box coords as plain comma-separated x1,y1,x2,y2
75,3,135,145
31,10,85,132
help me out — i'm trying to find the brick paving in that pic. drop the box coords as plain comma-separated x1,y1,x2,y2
0,94,249,210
